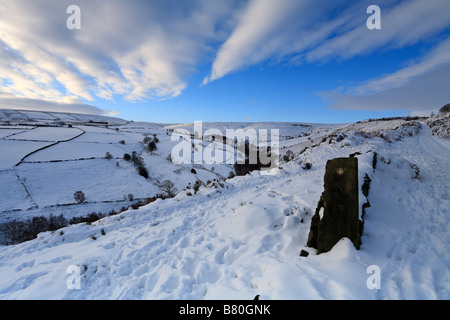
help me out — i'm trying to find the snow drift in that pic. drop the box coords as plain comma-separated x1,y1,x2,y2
0,111,449,299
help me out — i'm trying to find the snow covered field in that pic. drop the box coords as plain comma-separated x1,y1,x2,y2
0,109,448,300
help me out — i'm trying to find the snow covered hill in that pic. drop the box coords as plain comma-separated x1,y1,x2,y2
0,110,449,299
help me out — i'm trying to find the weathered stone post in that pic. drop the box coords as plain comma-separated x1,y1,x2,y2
307,157,360,254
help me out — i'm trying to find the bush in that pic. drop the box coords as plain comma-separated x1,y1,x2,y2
282,150,294,162
161,180,177,197
302,162,312,170
69,212,106,225
74,191,86,204
128,151,149,178
410,164,420,179
118,140,125,144
0,214,68,245
143,136,152,144
138,166,149,179
131,152,144,167
48,214,68,231
193,180,202,194
146,141,157,153
123,153,131,161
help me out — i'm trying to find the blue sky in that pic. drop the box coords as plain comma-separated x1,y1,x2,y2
1,0,449,123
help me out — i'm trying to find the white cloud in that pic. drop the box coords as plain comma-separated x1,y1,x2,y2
204,0,306,84
349,37,450,96
321,63,450,111
306,0,450,62
0,93,114,115
0,0,235,105
205,0,450,83
321,38,450,111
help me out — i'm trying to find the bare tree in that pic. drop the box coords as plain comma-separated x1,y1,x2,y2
74,191,86,204
161,180,177,197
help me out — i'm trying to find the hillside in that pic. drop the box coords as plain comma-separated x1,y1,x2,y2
0,110,449,299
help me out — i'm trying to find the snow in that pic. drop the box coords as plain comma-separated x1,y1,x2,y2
0,128,29,139
16,160,161,208
0,171,30,212
0,139,54,170
25,142,129,162
0,110,449,300
8,127,82,142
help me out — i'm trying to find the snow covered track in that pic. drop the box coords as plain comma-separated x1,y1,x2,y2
0,111,449,299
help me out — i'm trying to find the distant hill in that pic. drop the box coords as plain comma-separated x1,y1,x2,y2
0,109,129,126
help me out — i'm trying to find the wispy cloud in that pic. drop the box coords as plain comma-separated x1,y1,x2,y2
204,0,450,82
0,93,115,115
320,37,450,111
306,0,450,62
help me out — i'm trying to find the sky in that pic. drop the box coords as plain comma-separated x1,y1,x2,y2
0,0,449,124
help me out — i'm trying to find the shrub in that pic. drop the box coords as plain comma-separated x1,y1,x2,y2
128,151,148,178
161,180,177,197
193,180,201,194
0,214,68,245
105,152,113,160
69,212,106,225
48,214,68,231
128,193,134,201
143,136,152,144
302,162,312,170
118,140,125,144
131,152,145,167
138,166,149,179
123,153,131,161
74,191,86,204
282,150,294,162
131,202,141,210
410,164,420,179
146,141,157,154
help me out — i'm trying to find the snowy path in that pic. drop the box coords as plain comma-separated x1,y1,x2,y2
361,125,450,299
